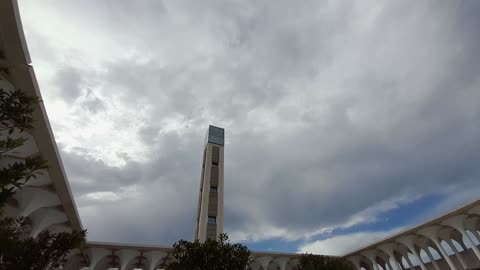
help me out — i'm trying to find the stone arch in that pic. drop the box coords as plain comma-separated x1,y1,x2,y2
124,253,148,270
85,248,111,270
63,251,87,270
414,235,446,267
400,254,415,270
254,256,273,270
426,245,442,260
362,259,374,270
156,255,174,270
115,249,141,270
376,255,389,270
143,251,168,270
269,257,290,270
377,250,396,270
29,207,68,237
439,238,468,269
248,261,263,270
418,248,428,262
93,254,117,270
23,169,51,187
268,260,281,270
359,255,375,270
15,186,61,218
450,239,465,252
5,131,38,158
466,229,480,245
439,239,453,255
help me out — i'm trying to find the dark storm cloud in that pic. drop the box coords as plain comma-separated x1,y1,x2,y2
19,0,480,245
61,128,205,244
54,66,85,102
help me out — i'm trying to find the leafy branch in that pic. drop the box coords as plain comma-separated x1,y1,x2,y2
0,88,47,207
0,217,86,270
0,88,40,134
0,156,48,206
0,88,86,270
168,233,252,270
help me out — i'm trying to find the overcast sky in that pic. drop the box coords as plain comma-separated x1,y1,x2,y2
18,0,480,255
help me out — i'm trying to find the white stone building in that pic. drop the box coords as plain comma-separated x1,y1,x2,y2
1,1,480,269
344,201,480,270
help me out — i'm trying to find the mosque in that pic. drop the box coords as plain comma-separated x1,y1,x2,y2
1,1,480,269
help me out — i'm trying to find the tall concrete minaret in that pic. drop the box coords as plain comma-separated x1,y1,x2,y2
194,125,224,242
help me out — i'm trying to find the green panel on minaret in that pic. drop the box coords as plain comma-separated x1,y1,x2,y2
206,125,224,145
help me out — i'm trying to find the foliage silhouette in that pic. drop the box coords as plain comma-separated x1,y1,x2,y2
0,88,86,270
167,233,251,270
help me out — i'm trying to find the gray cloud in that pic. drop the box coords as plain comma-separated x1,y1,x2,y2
18,0,480,246
54,66,85,102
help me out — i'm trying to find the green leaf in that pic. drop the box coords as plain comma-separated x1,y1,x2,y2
167,233,252,270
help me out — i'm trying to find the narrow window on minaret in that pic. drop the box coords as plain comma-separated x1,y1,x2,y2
208,216,216,224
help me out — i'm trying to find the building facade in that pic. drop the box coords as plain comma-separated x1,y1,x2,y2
1,1,480,269
195,125,225,242
344,201,480,270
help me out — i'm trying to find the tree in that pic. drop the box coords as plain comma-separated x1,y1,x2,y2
297,254,354,270
0,88,47,206
0,217,85,270
0,88,86,270
167,234,252,270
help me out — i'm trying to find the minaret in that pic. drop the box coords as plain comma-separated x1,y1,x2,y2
194,125,224,242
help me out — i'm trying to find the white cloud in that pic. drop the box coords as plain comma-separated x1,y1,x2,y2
81,185,144,203
16,0,480,247
298,228,405,256
340,194,421,229
83,191,120,202
230,193,420,243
